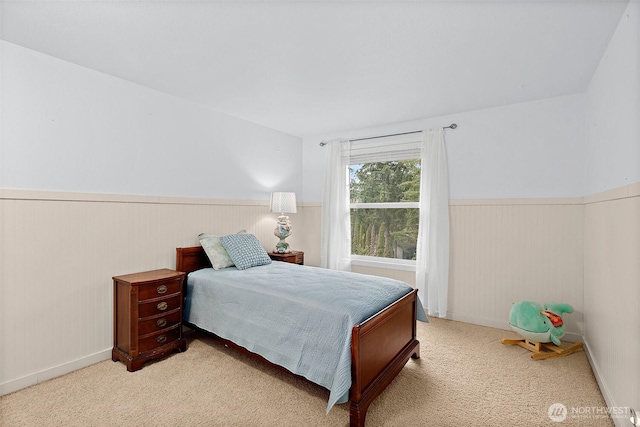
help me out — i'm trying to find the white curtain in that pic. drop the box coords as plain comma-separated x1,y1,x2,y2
321,139,352,271
416,128,450,318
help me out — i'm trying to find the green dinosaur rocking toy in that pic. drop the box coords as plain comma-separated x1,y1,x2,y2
501,301,583,360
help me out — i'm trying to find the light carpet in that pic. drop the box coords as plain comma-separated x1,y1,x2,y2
0,318,612,426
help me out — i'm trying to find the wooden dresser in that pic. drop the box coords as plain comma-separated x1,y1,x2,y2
268,250,304,265
112,269,187,371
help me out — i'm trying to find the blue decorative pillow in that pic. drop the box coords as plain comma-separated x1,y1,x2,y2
219,233,272,270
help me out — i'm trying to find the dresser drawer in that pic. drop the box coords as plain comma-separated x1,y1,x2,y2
268,251,304,265
281,253,304,264
138,278,182,301
138,326,181,353
138,310,181,336
138,294,182,318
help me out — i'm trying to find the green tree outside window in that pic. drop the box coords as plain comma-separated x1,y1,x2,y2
349,160,421,260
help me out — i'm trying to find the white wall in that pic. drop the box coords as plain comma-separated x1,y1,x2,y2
302,93,586,202
0,41,304,395
584,1,640,422
585,3,640,196
0,41,302,199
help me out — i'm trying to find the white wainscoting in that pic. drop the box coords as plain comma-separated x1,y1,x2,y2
3,188,629,404
583,183,640,424
300,198,585,336
448,198,584,335
0,189,298,396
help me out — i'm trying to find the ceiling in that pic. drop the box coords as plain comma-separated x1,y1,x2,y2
0,1,630,137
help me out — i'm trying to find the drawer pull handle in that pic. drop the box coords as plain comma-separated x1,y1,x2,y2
157,302,168,311
156,285,168,294
156,335,167,344
156,318,167,328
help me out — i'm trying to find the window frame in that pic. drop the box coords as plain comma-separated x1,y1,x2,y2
350,254,417,271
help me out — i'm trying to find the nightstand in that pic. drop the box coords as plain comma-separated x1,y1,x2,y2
112,269,187,371
269,250,304,265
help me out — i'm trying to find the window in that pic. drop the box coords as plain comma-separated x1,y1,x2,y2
347,134,422,268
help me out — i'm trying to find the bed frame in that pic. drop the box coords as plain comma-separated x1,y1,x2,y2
176,246,421,427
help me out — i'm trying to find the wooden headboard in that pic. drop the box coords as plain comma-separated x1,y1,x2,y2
176,246,211,274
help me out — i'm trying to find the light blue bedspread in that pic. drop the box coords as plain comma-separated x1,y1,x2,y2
183,262,427,412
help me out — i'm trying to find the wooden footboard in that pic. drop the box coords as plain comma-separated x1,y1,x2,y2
350,289,420,427
176,246,420,427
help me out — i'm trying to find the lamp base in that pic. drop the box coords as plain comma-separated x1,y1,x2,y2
273,240,291,254
273,215,292,254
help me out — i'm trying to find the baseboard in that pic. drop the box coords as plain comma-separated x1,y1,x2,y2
0,348,112,397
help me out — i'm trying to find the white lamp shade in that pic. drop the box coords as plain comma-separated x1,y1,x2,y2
270,192,297,214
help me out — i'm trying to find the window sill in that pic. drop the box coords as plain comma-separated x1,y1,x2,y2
350,256,416,272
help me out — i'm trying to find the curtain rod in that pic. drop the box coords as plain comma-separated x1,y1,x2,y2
319,123,457,147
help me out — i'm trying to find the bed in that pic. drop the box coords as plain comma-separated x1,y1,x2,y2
176,245,425,427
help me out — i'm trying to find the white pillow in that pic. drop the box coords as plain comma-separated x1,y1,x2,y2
198,233,235,270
